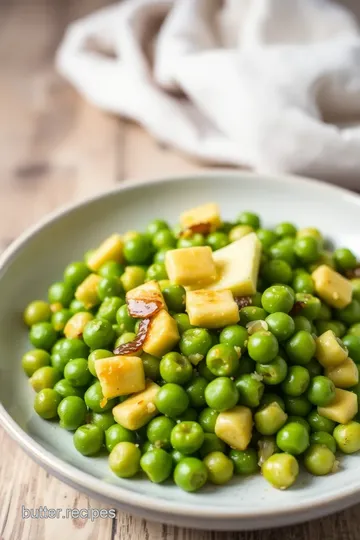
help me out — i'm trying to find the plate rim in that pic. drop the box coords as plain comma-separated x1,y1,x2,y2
1,169,360,523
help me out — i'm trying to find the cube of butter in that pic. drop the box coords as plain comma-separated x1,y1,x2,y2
87,234,124,271
215,406,252,450
126,280,166,309
143,309,180,357
75,273,101,309
312,265,352,308
180,202,221,231
318,388,358,424
200,233,261,296
325,357,359,389
165,246,216,287
95,355,145,398
186,289,239,328
112,381,160,430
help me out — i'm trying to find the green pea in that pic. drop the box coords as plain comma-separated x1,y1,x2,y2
342,335,360,363
83,319,115,349
140,448,172,483
205,344,240,377
24,300,52,327
287,416,311,434
73,424,104,456
292,273,314,294
304,444,335,475
254,402,288,436
58,396,87,430
69,299,88,314
229,448,258,475
179,328,212,362
255,356,288,385
138,353,160,381
276,422,310,455
144,263,167,282
260,393,285,411
237,211,260,229
123,234,152,264
317,302,332,321
48,281,74,307
51,309,72,332
177,408,198,422
261,285,294,314
198,408,219,433
84,381,117,413
114,332,136,349
220,325,248,350
98,261,124,279
173,313,193,335
186,376,208,408
295,293,321,320
87,349,112,377
116,304,136,333
262,260,292,285
109,442,141,478
34,388,62,419
97,277,123,302
334,248,357,272
120,266,146,292
174,457,208,492
307,411,336,433
336,299,360,326
281,366,310,397
197,360,216,381
30,366,61,392
274,222,297,238
170,421,204,454
155,383,189,417
203,451,233,485
64,261,90,288
146,416,176,449
51,338,89,372
293,315,312,333
269,238,297,267
294,236,321,264
64,358,92,387
146,219,169,238
53,379,84,398
159,352,192,385
262,453,299,489
306,359,323,378
235,355,256,376
97,297,125,324
310,431,336,453
286,331,316,365
316,320,346,338
247,331,279,363
152,229,176,250
284,395,312,417
333,421,360,453
199,433,226,458
105,424,136,452
240,306,267,325
348,322,360,337
29,322,57,351
307,375,335,406
177,233,205,249
206,232,229,251
204,377,238,411
162,284,186,313
265,313,295,341
235,374,264,407
22,349,51,377
153,248,171,264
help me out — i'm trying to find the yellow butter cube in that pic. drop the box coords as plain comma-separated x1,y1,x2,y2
316,330,349,368
325,357,359,389
201,233,261,296
112,381,160,430
180,202,221,231
165,246,216,287
312,265,352,308
95,355,145,399
318,388,358,424
87,234,124,272
143,309,180,357
215,406,253,450
64,312,94,339
75,274,101,309
126,280,166,309
186,289,239,328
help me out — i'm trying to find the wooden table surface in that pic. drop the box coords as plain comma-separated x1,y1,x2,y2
1,1,360,539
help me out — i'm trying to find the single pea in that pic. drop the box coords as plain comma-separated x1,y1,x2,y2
146,219,169,238
203,451,233,485
138,353,160,382
229,448,258,475
235,356,256,377
295,293,321,320
22,349,51,377
64,358,92,387
153,248,171,264
146,416,176,449
199,433,226,458
247,331,279,363
254,402,288,436
140,448,172,483
294,236,321,264
260,393,285,411
274,222,297,238
306,359,323,377
292,273,314,295
84,381,117,413
97,297,125,323
206,232,229,251
152,229,177,250
170,421,204,454
174,457,208,492
281,366,310,397
316,320,346,338
57,396,87,430
265,313,295,342
29,322,57,351
97,277,124,302
159,352,193,385
276,422,310,455
48,281,73,307
73,424,104,456
235,374,264,407
198,408,219,433
262,260,293,285
105,424,136,452
284,395,312,417
109,442,141,478
145,263,167,282
64,261,90,288
51,309,72,332
53,379,83,398
307,411,336,433
237,211,260,229
155,383,189,417
293,315,312,333
177,233,206,249
116,304,136,333
69,299,88,314
177,408,198,422
162,284,186,313
198,360,216,381
240,306,267,325
317,302,332,321
88,349,112,377
24,300,52,327
30,366,61,392
186,376,208,408
120,266,146,292
307,375,335,406
333,248,357,272
348,323,360,337
261,285,294,314
262,453,299,490
333,421,360,453
304,444,336,476
336,299,360,326
179,328,213,364
98,261,124,279
205,344,240,377
51,338,89,372
123,234,152,264
342,335,360,363
286,331,316,365
34,388,62,419
204,377,239,411
269,238,297,267
83,319,115,349
310,431,336,453
220,325,248,350
173,313,193,335
257,229,277,252
287,416,311,434
256,356,288,385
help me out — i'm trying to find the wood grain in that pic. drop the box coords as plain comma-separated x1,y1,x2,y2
1,1,360,539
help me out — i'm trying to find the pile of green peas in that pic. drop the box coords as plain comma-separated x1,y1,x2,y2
22,210,360,492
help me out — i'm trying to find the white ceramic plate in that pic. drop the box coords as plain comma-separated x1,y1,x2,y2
1,171,360,531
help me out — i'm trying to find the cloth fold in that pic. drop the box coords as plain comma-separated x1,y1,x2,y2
57,0,360,188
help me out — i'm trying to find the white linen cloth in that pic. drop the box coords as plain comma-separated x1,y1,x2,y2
56,0,360,188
